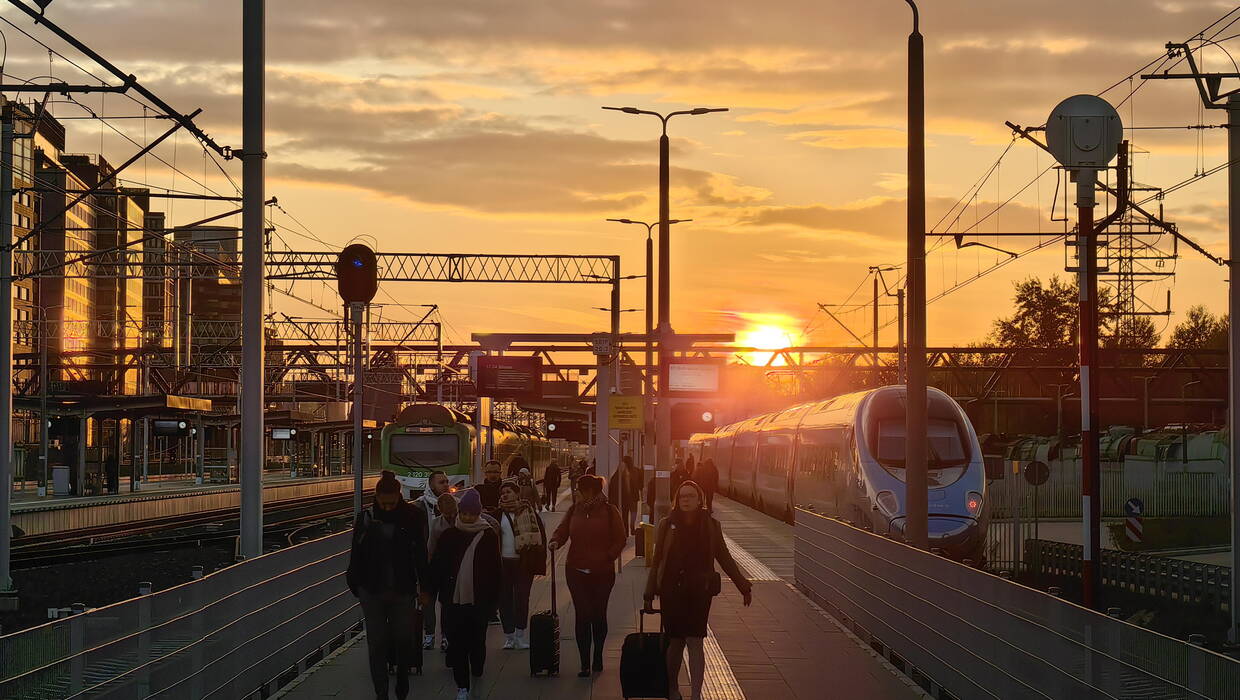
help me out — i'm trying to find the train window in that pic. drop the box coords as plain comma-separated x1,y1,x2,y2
875,419,966,467
759,435,792,474
390,434,459,468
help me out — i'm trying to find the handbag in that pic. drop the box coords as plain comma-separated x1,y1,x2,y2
708,571,722,597
520,543,548,576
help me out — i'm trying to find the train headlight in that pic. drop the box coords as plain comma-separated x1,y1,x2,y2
966,491,983,517
875,490,898,515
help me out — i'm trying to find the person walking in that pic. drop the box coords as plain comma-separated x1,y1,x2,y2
542,460,562,511
507,454,529,479
669,459,693,502
346,471,430,700
695,459,719,513
497,480,548,650
684,454,696,480
476,460,504,519
412,471,451,650
609,456,641,536
549,474,626,676
429,489,501,700
644,481,752,700
516,468,540,508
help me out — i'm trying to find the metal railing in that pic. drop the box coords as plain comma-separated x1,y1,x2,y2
1029,539,1232,616
794,509,1238,699
0,531,359,699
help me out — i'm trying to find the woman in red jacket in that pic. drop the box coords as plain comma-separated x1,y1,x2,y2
548,474,626,676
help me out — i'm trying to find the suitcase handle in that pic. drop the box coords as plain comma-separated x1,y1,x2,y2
638,607,661,634
549,548,557,611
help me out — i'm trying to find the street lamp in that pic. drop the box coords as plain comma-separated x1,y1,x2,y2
1182,380,1201,463
602,104,727,522
34,303,64,497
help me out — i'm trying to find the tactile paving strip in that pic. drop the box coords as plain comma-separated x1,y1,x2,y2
723,533,782,581
698,625,746,700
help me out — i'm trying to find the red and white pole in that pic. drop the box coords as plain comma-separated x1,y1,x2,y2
1077,174,1101,609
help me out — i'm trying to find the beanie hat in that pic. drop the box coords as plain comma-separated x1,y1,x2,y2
459,488,483,515
376,470,401,495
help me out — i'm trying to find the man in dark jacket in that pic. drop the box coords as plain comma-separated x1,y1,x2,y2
346,471,430,700
410,470,451,650
542,461,562,511
696,459,719,513
475,460,504,518
670,459,692,500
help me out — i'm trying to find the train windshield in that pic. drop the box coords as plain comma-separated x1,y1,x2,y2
389,434,459,468
874,419,969,484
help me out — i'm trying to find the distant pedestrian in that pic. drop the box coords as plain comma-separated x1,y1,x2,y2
516,468,540,508
476,460,504,519
507,454,528,479
429,489,501,700
684,454,695,480
542,461,562,511
346,471,430,700
497,481,548,650
645,480,752,700
428,492,459,557
412,471,452,651
669,459,692,501
549,474,626,676
696,459,719,513
610,456,642,535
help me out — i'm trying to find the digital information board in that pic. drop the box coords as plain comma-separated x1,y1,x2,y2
476,356,543,400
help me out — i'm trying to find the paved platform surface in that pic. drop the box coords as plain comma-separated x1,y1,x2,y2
10,472,356,511
275,496,923,700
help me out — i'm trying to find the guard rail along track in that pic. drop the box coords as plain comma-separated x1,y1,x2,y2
794,508,1239,700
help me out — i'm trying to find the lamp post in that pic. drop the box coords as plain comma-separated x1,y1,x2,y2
1181,380,1200,463
899,0,929,551
602,107,726,520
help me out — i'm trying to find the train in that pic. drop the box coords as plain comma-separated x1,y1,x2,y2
688,385,988,561
380,404,563,498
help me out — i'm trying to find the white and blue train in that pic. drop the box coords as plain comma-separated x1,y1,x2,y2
689,385,988,561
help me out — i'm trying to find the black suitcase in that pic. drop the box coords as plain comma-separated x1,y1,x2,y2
620,608,668,699
385,601,425,675
529,550,560,677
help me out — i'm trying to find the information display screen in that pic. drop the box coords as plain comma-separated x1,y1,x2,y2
667,361,721,395
476,356,543,400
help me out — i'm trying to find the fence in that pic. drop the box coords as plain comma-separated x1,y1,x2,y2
1029,540,1232,617
794,509,1239,699
0,531,359,699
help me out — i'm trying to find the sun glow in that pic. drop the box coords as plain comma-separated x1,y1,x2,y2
736,318,802,366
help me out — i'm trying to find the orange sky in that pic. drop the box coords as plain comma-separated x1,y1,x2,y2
6,1,1238,348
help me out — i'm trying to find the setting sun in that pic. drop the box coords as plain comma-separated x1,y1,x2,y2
736,316,803,366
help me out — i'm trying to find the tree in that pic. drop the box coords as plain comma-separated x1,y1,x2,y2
1168,305,1228,350
1104,316,1160,350
989,276,1080,349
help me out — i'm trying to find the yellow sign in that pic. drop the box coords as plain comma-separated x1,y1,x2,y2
609,395,644,430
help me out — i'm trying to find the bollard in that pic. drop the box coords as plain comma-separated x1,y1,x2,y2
138,582,152,695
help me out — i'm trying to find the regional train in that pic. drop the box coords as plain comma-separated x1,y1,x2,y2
688,385,988,561
380,404,561,498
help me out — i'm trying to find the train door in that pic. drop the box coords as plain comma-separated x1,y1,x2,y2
756,433,792,516
732,430,758,504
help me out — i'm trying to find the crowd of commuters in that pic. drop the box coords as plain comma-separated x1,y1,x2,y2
347,452,748,700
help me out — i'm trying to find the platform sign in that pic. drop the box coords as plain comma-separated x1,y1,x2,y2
667,359,723,397
609,395,644,430
1023,461,1050,487
1124,497,1144,543
476,356,542,400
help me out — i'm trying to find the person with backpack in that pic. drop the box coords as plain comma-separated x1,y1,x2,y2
428,489,501,700
548,474,626,676
346,471,430,700
496,480,548,650
644,480,752,700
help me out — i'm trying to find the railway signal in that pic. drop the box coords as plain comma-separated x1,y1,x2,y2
335,243,378,304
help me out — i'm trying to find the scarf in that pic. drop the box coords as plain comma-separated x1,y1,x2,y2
666,507,712,575
500,502,543,550
418,491,440,532
452,517,492,605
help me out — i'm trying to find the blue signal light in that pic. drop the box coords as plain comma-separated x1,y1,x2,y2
351,257,364,268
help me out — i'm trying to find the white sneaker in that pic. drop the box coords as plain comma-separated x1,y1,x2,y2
502,632,516,650
423,634,434,650
455,688,469,700
516,629,530,650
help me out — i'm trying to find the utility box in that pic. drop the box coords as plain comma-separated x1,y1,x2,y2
52,466,70,496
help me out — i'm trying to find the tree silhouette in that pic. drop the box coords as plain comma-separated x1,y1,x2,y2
1168,305,1228,350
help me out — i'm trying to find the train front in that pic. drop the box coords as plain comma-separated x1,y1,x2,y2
861,386,988,561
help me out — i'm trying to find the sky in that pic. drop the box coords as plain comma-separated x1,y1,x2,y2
3,0,1239,349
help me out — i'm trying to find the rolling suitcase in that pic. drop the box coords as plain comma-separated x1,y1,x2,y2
620,608,668,699
384,599,425,676
529,550,560,676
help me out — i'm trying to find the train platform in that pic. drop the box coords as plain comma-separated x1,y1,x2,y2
10,471,343,511
273,496,926,700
